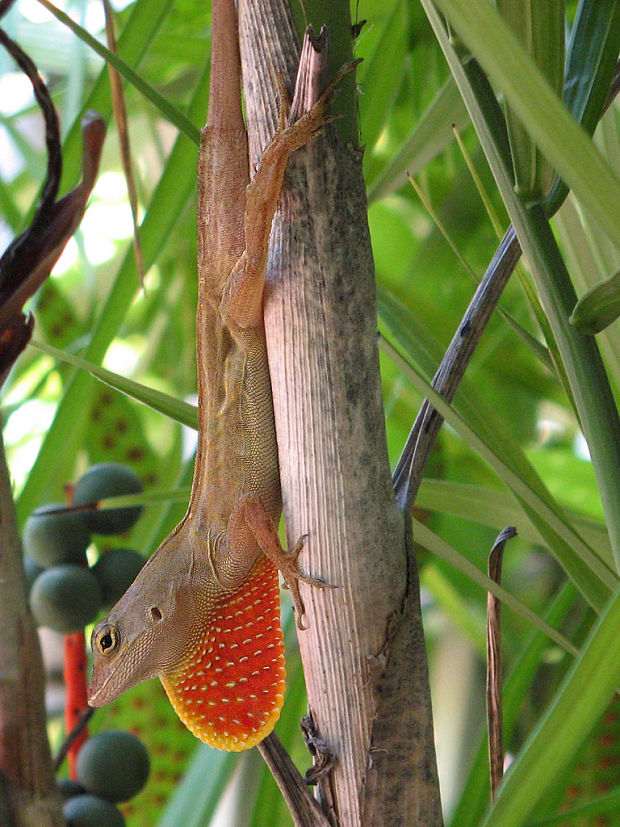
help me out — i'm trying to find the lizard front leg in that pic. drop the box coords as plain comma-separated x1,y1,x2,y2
224,493,333,630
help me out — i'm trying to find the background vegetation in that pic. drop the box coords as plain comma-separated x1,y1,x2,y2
1,0,619,823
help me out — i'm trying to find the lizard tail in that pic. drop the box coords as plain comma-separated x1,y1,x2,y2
207,0,244,131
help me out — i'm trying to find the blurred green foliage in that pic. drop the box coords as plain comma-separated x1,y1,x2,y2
1,0,618,824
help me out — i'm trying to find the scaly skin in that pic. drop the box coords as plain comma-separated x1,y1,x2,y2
162,556,284,750
88,0,345,750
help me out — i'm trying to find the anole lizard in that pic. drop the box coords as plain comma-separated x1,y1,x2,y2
88,0,349,751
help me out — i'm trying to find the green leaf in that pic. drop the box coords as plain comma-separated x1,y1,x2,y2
36,0,200,145
482,585,620,826
569,269,620,334
382,334,616,608
420,0,620,574
413,518,577,656
496,0,565,202
546,0,620,212
54,0,180,192
452,582,578,826
529,789,620,826
156,745,237,827
416,479,612,569
367,75,469,202
430,0,620,249
357,0,408,154
97,488,190,510
379,288,613,599
29,340,198,429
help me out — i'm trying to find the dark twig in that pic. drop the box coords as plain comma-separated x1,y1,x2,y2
0,27,62,280
393,226,521,511
53,707,94,774
0,0,18,23
603,59,620,115
486,526,516,800
257,733,331,827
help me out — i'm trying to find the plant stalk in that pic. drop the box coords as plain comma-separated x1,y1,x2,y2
523,204,620,570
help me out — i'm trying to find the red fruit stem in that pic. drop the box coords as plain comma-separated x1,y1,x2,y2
63,631,88,779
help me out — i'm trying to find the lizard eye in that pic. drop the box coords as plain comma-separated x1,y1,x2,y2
150,606,162,622
95,623,120,655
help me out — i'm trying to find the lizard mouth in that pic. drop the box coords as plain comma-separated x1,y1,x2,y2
87,625,149,707
87,669,110,707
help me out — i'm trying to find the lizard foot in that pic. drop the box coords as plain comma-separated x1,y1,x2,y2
278,533,336,631
233,493,336,631
270,57,361,155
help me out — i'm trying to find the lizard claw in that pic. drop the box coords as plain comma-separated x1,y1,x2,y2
269,58,361,158
315,58,362,108
290,532,310,562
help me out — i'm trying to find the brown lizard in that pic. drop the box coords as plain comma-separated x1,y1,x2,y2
88,0,349,751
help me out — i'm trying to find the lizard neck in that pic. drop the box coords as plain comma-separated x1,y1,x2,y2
159,555,285,750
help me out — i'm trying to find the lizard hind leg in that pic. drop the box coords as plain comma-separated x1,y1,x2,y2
159,555,285,751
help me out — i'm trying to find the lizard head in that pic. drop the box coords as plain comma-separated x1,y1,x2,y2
88,525,206,707
88,523,287,751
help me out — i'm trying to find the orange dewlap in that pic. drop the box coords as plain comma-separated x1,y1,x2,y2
160,556,286,751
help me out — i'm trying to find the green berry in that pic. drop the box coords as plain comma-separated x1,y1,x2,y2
73,464,143,535
29,565,102,633
63,794,125,826
56,777,85,801
23,555,43,591
92,548,144,607
23,504,90,568
76,731,150,802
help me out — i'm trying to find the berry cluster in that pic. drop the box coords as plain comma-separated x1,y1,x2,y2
24,463,144,632
22,462,150,824
59,730,150,826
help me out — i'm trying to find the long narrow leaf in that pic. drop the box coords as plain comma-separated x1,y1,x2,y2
357,0,408,154
157,745,237,827
367,75,469,202
36,0,200,145
431,0,620,250
29,339,198,429
418,0,620,597
382,336,616,608
412,518,577,656
417,479,612,568
546,0,620,212
379,292,612,597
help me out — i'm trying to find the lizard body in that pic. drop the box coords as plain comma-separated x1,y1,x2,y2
88,0,343,750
